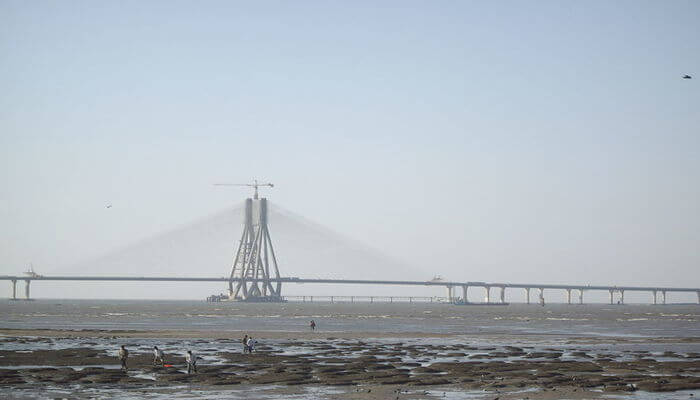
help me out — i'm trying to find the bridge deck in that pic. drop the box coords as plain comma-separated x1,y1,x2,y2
0,276,697,293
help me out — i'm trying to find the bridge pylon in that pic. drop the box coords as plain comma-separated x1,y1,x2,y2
227,197,283,302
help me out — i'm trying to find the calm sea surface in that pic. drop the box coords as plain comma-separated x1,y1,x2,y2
1,300,698,338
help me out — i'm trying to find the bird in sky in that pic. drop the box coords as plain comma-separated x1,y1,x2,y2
682,75,692,79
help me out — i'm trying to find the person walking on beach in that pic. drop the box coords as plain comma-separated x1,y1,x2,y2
310,320,316,331
246,336,256,353
153,346,165,367
118,345,129,371
185,350,197,374
242,334,249,353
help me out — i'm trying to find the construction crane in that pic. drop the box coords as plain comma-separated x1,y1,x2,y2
214,179,274,200
24,264,41,278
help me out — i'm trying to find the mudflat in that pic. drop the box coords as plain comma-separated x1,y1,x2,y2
1,329,699,399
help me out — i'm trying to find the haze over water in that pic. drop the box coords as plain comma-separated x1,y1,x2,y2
2,1,700,300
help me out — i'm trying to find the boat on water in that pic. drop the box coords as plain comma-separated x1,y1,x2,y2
452,300,509,306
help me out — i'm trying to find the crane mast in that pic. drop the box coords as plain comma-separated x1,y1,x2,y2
214,179,273,200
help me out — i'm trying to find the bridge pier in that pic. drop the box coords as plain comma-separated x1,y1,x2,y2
499,286,505,303
24,280,31,300
697,291,700,304
524,288,530,304
484,286,491,303
652,290,657,305
461,285,469,303
609,289,614,305
662,291,666,305
578,289,584,305
446,286,453,303
11,279,17,300
620,289,625,305
538,288,544,305
566,289,572,305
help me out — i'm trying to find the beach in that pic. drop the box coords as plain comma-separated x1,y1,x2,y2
1,301,699,399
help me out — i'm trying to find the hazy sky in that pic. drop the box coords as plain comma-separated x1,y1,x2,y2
1,1,698,300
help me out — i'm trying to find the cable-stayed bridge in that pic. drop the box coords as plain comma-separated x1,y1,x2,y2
1,274,698,305
3,187,699,304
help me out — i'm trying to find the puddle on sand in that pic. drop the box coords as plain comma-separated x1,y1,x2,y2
602,389,700,400
422,389,491,399
131,372,157,381
0,364,120,370
1,385,355,400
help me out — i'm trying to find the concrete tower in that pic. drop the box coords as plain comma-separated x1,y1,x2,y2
228,197,283,301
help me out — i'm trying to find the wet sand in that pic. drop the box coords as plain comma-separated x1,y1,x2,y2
3,328,699,342
0,328,456,339
1,329,700,399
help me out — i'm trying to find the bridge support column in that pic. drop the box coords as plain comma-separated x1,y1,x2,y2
578,289,584,305
484,286,491,303
662,291,666,305
461,285,469,303
697,291,699,305
620,290,625,305
524,288,530,304
609,290,614,305
24,280,31,300
652,290,657,305
566,289,572,305
499,287,506,303
446,286,453,303
538,288,544,305
11,279,17,300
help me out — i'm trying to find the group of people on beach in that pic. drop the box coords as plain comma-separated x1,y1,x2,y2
116,323,317,373
118,345,197,374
